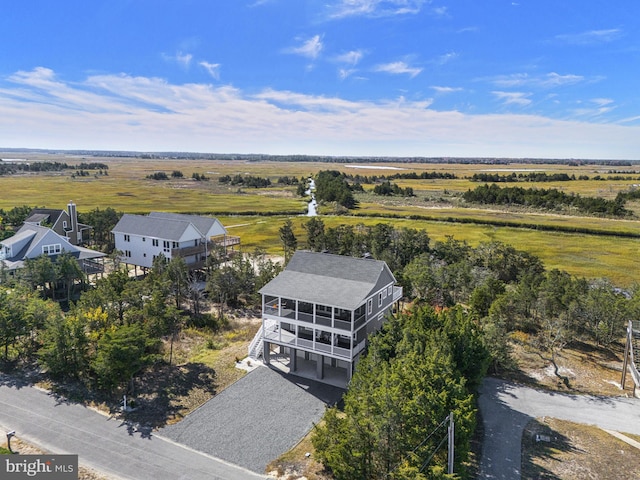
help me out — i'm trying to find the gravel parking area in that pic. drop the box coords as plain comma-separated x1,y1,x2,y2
160,366,344,473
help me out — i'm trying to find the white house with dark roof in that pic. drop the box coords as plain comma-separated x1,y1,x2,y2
0,223,105,276
253,251,402,384
111,212,238,271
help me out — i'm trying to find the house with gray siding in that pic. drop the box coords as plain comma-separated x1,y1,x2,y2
253,251,402,384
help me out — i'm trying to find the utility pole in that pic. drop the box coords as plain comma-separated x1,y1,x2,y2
448,412,455,475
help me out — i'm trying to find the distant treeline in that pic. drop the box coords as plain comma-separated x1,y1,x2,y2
6,148,638,166
470,172,640,182
343,171,457,184
0,161,108,176
463,183,631,217
470,172,575,182
218,174,271,188
372,181,415,197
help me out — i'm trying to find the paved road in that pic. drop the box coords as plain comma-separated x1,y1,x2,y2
162,366,345,473
478,377,640,479
0,376,266,480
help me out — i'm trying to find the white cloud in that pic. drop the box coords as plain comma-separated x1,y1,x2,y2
373,61,422,78
163,51,193,69
431,6,448,17
490,72,584,88
2,67,640,159
431,86,463,94
555,29,622,45
199,61,221,80
286,35,323,59
591,98,614,107
329,0,428,19
492,91,532,106
335,50,364,65
436,51,458,65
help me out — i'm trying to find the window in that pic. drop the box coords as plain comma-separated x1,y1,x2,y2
152,239,159,247
163,241,170,253
142,237,146,242
378,292,383,307
383,289,387,299
172,241,179,249
124,250,132,258
367,299,373,315
124,234,130,242
42,244,61,255
63,221,68,229
388,285,393,296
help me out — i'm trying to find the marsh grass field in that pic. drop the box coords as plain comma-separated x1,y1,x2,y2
2,151,640,286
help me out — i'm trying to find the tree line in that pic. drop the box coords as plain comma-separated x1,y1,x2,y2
218,174,272,188
463,183,631,217
470,172,575,182
372,181,415,197
0,161,108,176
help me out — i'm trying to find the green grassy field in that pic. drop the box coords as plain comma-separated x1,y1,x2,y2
2,153,639,287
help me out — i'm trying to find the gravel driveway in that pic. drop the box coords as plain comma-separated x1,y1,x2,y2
160,366,344,474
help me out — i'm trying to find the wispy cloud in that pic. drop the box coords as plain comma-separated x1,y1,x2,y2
571,98,617,119
373,61,422,78
435,51,458,65
329,0,428,19
431,86,463,94
489,72,584,88
431,6,448,17
285,35,324,59
163,51,193,69
335,50,365,79
2,67,640,159
493,91,532,106
555,28,622,45
335,50,364,65
199,61,221,80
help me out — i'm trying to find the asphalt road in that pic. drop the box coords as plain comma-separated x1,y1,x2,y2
478,377,640,479
0,375,266,480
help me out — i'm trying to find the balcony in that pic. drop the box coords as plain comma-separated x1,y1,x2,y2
171,242,210,259
393,285,403,302
263,326,362,359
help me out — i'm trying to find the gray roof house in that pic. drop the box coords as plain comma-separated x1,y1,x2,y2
0,223,105,275
253,251,402,386
111,212,239,271
24,201,91,246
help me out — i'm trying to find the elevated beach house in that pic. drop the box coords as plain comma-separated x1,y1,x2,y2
111,212,238,272
253,251,402,384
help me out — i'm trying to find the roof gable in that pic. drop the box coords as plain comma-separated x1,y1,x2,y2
148,212,227,237
3,225,78,261
112,214,203,242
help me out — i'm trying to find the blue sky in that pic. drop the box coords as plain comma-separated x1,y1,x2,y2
1,1,639,159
